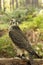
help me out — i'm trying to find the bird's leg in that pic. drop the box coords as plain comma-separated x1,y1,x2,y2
20,49,27,60
19,49,29,60
16,49,27,60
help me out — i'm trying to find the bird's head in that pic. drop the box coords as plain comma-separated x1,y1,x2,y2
10,19,18,26
9,19,19,31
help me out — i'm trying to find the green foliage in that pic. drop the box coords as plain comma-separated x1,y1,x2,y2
0,7,37,23
19,21,37,31
9,7,36,23
0,23,9,29
33,14,43,29
33,43,43,57
19,14,43,31
0,34,17,57
0,15,10,23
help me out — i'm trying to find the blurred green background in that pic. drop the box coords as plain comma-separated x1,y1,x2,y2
0,0,43,58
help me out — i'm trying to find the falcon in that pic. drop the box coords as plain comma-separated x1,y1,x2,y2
9,19,42,59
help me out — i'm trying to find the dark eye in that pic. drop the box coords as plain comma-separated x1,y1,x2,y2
13,21,15,24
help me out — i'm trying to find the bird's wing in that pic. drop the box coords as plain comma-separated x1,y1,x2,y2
9,26,33,50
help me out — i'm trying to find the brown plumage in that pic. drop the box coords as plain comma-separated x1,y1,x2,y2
9,24,42,59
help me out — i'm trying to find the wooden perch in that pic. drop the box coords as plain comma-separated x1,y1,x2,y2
0,58,43,65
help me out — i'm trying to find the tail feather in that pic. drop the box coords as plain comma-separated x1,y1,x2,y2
29,50,42,58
